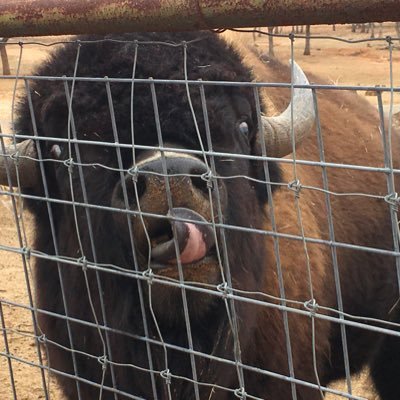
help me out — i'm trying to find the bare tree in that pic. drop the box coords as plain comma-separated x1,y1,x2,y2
369,22,383,38
369,23,375,38
378,22,383,38
252,27,263,45
252,28,258,44
304,25,311,55
267,26,275,57
292,25,304,34
0,38,10,75
351,23,382,38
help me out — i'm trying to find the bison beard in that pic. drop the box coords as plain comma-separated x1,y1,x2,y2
7,31,400,399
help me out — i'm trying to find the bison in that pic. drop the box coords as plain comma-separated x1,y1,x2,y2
1,31,400,399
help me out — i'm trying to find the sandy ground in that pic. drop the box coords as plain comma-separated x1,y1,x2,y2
1,24,399,399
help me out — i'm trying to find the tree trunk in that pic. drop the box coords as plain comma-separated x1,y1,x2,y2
268,26,275,57
304,25,311,55
378,22,383,38
0,38,10,75
370,23,375,39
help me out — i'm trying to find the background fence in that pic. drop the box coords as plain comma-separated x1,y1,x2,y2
1,3,400,400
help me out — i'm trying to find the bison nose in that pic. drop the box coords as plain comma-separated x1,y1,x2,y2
137,152,210,196
111,151,211,213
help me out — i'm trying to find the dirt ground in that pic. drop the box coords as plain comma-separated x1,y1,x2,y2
1,24,400,399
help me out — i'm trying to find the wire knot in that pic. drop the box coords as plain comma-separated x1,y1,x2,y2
386,35,393,45
63,158,75,174
143,268,154,284
78,256,88,271
9,150,20,163
217,282,230,298
384,192,400,211
234,387,247,399
22,246,31,260
160,369,172,385
127,166,139,183
288,179,302,196
201,170,214,189
304,298,319,316
97,355,108,370
37,334,46,344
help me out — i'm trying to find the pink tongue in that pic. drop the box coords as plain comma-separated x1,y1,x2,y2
151,207,215,267
170,222,207,264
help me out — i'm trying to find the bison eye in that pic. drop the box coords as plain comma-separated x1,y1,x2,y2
238,121,249,136
50,144,62,159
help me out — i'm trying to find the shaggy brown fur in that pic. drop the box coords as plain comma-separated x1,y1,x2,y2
244,40,400,398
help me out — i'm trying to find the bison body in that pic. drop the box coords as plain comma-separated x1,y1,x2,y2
13,31,400,399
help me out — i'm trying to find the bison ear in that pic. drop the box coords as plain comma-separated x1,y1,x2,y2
34,93,69,195
38,92,70,161
40,93,69,139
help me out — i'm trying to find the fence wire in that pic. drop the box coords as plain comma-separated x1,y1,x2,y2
1,25,400,400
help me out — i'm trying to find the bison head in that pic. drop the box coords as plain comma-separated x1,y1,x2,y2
1,32,314,323
1,31,316,399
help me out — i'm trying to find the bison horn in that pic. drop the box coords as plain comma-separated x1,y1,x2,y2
261,61,315,158
0,139,40,188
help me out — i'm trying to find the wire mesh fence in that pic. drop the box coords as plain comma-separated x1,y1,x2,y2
0,25,400,400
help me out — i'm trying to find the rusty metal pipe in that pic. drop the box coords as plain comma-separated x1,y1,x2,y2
0,0,399,38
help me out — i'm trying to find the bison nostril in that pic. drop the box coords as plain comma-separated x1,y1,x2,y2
191,169,212,195
125,173,146,200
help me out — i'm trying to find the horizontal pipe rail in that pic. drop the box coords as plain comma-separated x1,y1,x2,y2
0,0,399,37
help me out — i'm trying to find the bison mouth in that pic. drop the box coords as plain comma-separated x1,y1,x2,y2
146,207,217,275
